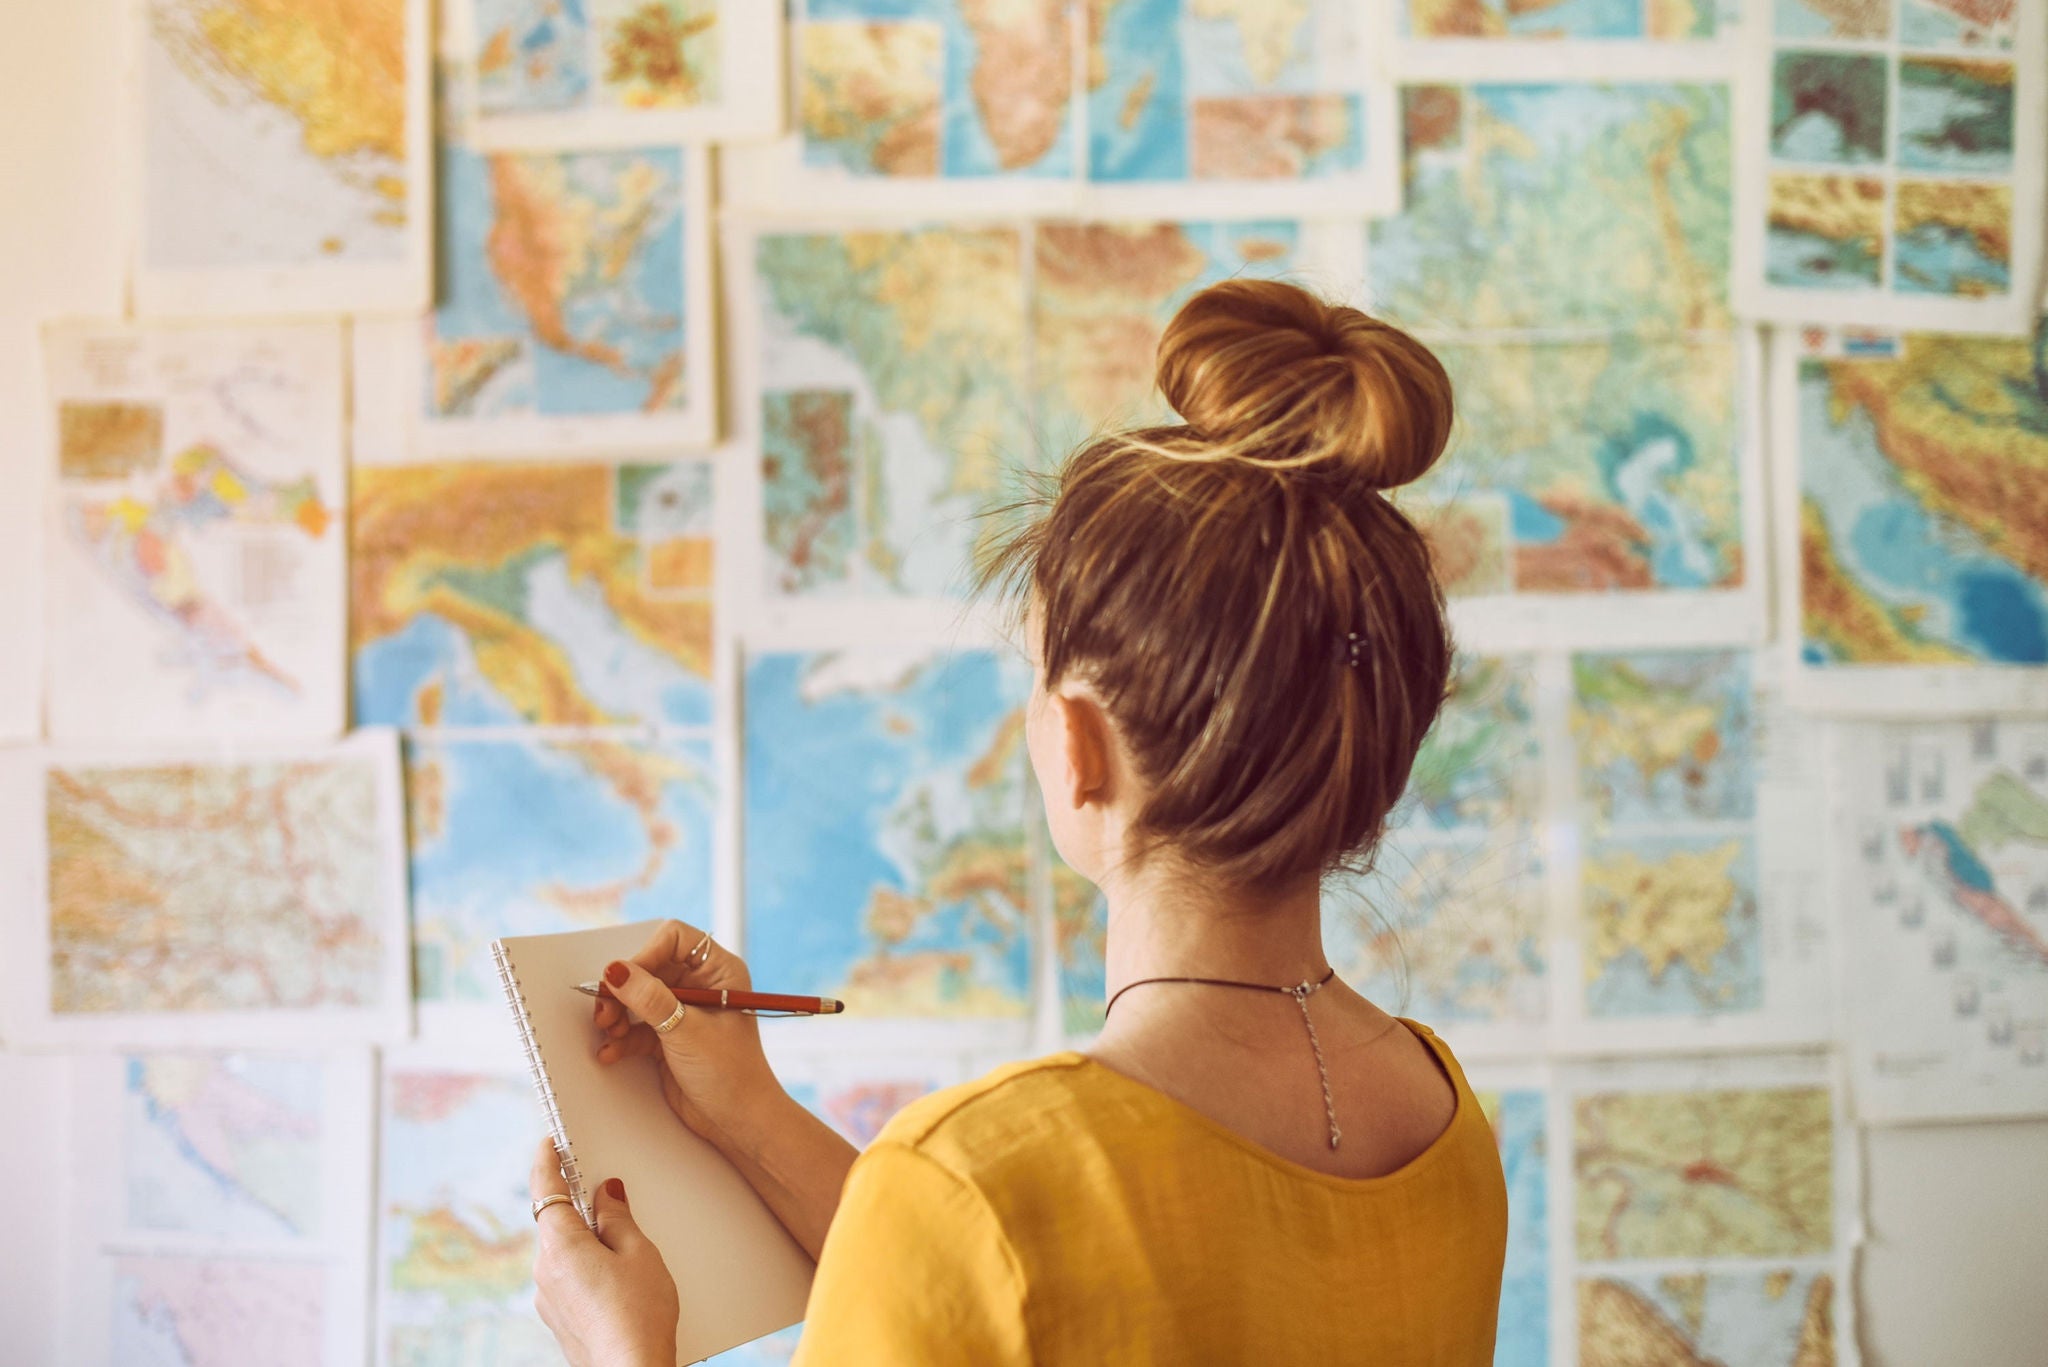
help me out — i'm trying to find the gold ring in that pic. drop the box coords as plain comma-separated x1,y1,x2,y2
653,1001,687,1034
685,931,713,967
531,1193,575,1223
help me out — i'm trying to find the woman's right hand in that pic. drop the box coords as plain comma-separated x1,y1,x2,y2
592,920,781,1150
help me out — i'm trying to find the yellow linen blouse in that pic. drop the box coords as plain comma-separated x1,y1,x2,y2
791,1020,1508,1365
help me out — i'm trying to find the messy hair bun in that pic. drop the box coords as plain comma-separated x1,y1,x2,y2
1154,277,1454,490
983,278,1456,889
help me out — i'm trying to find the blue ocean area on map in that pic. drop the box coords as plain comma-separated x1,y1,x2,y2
1088,0,1187,180
476,0,592,114
1492,1089,1550,1367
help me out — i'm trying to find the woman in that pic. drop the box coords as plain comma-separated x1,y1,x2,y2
529,279,1508,1364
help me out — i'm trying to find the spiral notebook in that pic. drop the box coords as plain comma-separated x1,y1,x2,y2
492,922,813,1364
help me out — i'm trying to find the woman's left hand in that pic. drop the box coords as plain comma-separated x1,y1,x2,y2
530,1138,681,1367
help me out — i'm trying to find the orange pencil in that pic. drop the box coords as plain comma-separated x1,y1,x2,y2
573,981,845,1015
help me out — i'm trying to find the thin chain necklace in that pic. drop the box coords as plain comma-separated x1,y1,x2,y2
1103,967,1343,1150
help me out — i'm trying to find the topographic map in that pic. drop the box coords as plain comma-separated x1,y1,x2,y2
1795,325,2048,669
1329,655,1547,1031
744,648,1033,1021
1371,83,1741,600
1087,0,1364,182
474,0,721,115
408,735,715,1002
1405,0,1730,38
142,0,411,267
351,460,713,728
45,322,345,740
1841,720,2048,1120
122,1054,324,1240
46,756,388,1017
1580,1268,1834,1367
380,1069,559,1367
113,1253,326,1367
1574,651,1764,1020
756,228,1029,597
1574,1084,1834,1260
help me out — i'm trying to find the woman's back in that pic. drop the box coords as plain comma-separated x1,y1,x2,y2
794,1022,1508,1365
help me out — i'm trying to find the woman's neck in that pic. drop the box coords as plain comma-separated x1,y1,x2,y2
1096,865,1331,1031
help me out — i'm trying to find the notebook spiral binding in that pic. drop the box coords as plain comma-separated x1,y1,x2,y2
492,939,592,1228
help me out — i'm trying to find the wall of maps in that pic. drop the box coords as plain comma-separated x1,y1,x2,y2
1,3,2045,1366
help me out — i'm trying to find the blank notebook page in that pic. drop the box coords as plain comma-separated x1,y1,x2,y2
496,922,813,1364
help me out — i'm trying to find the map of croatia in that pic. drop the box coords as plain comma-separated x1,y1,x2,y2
122,1054,325,1241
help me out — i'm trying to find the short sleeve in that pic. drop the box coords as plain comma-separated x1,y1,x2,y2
790,1141,1031,1367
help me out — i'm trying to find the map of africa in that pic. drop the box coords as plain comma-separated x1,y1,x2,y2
1372,84,1740,598
1575,1085,1834,1260
1575,651,1755,824
1407,0,1727,38
756,228,1029,597
1580,1268,1834,1367
1481,1089,1551,1367
142,0,412,270
47,757,387,1016
798,0,1074,179
1329,655,1546,1028
113,1253,325,1367
1796,325,2048,667
1031,220,1301,453
431,133,689,422
475,0,720,115
380,1070,559,1367
745,648,1033,1020
1088,0,1364,182
123,1054,324,1240
408,735,715,1002
352,461,713,727
1843,720,2048,1120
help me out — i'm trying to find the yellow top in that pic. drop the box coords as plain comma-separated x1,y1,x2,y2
792,1021,1508,1365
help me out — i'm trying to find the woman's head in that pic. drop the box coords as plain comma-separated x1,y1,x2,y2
987,278,1456,893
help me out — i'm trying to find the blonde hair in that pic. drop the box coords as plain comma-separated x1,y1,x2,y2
983,278,1457,887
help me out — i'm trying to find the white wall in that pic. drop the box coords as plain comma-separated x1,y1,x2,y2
1,8,2044,1366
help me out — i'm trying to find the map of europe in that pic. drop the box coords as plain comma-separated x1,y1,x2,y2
1797,325,2048,667
143,0,411,269
380,1070,560,1367
744,647,1033,1020
757,228,1029,597
408,735,715,1002
48,758,387,1016
352,461,713,727
1372,83,1741,598
123,1054,325,1241
430,132,688,421
475,0,721,115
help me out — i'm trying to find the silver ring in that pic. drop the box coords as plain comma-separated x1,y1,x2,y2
653,1001,687,1034
531,1193,575,1222
685,931,713,967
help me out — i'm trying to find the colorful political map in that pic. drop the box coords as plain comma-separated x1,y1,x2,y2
113,1253,327,1367
1841,720,2048,1120
140,0,417,286
1574,1084,1834,1260
797,0,1074,179
474,0,721,115
1371,84,1740,600
1574,650,1756,824
1031,220,1301,453
429,136,690,423
408,735,715,1002
1087,0,1365,183
47,756,389,1017
122,1054,325,1240
1795,326,2048,668
379,1070,560,1367
1579,1268,1835,1367
756,228,1029,597
352,460,713,727
744,648,1033,1021
1481,1089,1551,1367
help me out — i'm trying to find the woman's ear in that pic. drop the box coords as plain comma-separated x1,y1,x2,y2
1055,690,1112,811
